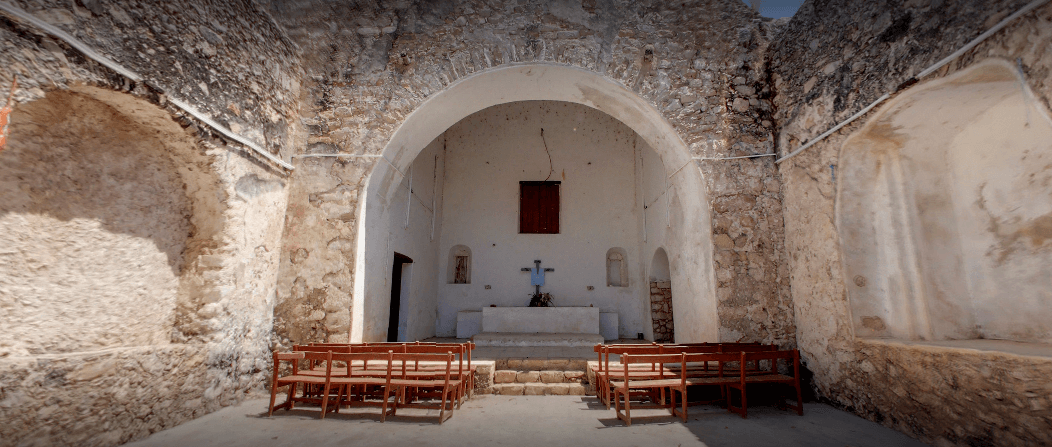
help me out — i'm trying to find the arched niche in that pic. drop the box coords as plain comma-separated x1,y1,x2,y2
649,247,674,343
650,247,672,282
353,63,718,343
0,86,226,356
837,59,1052,345
606,247,628,287
448,245,472,284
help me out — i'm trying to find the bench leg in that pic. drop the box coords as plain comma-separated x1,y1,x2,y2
624,389,631,426
319,383,331,419
286,382,297,411
268,382,280,417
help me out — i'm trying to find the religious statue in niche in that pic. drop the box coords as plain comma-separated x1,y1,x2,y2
522,259,555,307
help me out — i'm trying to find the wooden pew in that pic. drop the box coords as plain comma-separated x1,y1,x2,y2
726,349,804,418
610,353,686,426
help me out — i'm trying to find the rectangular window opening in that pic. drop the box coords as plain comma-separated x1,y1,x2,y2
519,181,560,234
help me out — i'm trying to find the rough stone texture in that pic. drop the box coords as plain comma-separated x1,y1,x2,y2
770,1,1052,445
649,281,674,343
0,1,302,445
266,0,795,348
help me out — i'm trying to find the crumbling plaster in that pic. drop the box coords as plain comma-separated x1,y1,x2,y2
771,1,1052,445
270,0,794,348
0,0,303,445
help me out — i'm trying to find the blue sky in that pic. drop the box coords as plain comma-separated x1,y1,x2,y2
742,0,807,19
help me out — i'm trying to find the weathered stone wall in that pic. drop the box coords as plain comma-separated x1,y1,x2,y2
770,1,1052,445
0,1,302,445
268,0,795,348
649,281,674,343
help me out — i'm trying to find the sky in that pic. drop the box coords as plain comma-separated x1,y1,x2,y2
742,0,807,19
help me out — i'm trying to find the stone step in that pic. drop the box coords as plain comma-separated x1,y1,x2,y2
494,358,590,370
493,369,587,384
488,382,591,396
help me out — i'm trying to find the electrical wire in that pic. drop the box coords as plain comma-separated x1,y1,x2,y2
541,128,554,181
775,0,1050,164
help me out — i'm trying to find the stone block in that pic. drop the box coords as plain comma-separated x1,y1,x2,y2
495,384,524,395
566,384,587,395
543,359,569,370
494,370,518,384
523,383,548,395
520,359,547,371
563,371,584,382
539,371,565,383
547,384,571,395
516,371,540,383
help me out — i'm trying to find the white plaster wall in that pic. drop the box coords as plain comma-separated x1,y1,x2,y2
950,90,1052,342
837,60,1052,343
383,137,445,342
640,137,669,341
435,101,646,338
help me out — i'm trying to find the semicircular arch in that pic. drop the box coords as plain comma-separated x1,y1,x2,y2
353,63,718,343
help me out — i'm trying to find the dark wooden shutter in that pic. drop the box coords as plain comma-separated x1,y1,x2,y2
520,181,560,234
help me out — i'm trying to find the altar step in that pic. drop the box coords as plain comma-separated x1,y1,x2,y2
481,357,594,396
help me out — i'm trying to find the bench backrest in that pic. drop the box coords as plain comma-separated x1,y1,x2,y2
330,352,394,381
741,349,799,375
603,345,663,372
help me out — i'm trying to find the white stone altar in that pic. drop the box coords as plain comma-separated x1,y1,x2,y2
460,307,618,346
482,307,599,334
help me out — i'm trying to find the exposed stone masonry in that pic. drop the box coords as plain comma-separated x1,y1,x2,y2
649,281,674,343
769,1,1052,445
267,0,795,350
1,1,1051,446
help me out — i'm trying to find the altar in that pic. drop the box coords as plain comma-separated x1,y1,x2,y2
458,307,619,346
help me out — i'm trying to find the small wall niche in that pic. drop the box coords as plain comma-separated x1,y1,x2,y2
606,247,628,287
447,245,472,284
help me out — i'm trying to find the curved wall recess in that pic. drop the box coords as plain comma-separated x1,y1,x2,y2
448,245,472,284
0,86,226,356
837,59,1052,344
354,63,719,343
606,247,629,287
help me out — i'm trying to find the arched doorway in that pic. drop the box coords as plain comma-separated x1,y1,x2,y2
649,248,674,343
354,63,718,343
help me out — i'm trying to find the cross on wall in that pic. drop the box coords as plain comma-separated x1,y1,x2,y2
521,259,554,296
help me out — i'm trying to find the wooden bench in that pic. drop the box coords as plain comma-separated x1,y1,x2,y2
386,352,461,423
610,353,686,426
269,351,341,418
726,349,804,418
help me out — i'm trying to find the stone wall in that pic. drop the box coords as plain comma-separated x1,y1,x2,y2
268,0,795,348
649,281,674,343
770,1,1052,445
0,1,302,445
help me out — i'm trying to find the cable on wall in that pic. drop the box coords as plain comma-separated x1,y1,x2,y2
0,1,295,172
775,0,1051,165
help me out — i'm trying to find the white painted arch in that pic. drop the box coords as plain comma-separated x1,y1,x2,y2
353,63,719,343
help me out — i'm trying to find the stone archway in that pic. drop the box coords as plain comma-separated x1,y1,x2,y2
353,63,719,343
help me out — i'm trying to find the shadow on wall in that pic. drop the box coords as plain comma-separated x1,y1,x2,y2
0,87,224,355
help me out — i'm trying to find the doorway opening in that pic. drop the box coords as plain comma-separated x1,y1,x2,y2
650,248,674,343
388,252,414,342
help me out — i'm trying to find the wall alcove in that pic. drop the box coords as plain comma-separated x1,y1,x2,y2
837,59,1052,346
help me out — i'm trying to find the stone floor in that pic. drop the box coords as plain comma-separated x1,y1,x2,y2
124,395,929,447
